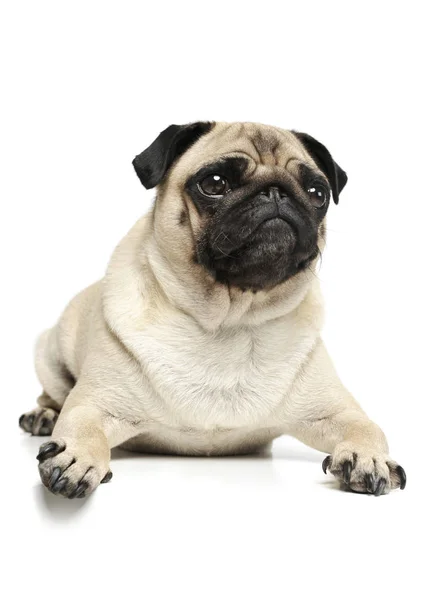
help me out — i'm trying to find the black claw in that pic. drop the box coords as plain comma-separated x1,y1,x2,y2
40,417,49,429
322,456,332,474
36,442,62,462
48,467,62,489
101,471,113,484
69,482,88,499
343,460,353,484
396,465,407,490
52,477,68,493
374,477,387,496
66,458,76,470
19,415,26,428
365,473,375,493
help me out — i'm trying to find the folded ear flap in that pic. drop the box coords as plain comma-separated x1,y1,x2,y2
292,131,348,204
132,122,213,189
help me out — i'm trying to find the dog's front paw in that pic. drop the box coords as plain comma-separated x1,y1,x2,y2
19,407,59,436
37,440,112,499
322,442,406,495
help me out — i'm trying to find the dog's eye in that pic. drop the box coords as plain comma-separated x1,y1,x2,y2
198,175,230,197
307,185,328,208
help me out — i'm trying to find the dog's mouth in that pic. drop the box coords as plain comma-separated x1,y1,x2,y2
209,216,291,258
197,216,319,291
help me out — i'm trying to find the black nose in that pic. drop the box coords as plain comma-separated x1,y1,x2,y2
260,187,289,218
261,186,288,203
261,186,312,245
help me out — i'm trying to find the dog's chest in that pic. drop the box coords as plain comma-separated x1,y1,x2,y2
128,314,316,428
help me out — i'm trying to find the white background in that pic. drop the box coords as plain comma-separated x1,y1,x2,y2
2,1,434,598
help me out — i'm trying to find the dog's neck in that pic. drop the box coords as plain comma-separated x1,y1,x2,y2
147,224,318,332
104,213,320,334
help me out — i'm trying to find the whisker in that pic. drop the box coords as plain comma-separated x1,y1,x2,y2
214,244,234,259
317,246,323,271
322,226,340,235
213,231,235,258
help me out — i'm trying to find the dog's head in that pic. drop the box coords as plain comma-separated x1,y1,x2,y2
133,122,347,291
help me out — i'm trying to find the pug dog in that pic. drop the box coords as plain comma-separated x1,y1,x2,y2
19,121,406,498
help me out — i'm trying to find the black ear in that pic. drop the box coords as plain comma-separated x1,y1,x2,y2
292,131,348,204
132,122,213,189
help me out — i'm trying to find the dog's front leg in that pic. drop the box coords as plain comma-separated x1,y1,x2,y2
285,340,406,495
37,382,144,499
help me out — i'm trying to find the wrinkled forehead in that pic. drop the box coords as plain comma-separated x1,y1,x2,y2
172,122,316,180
